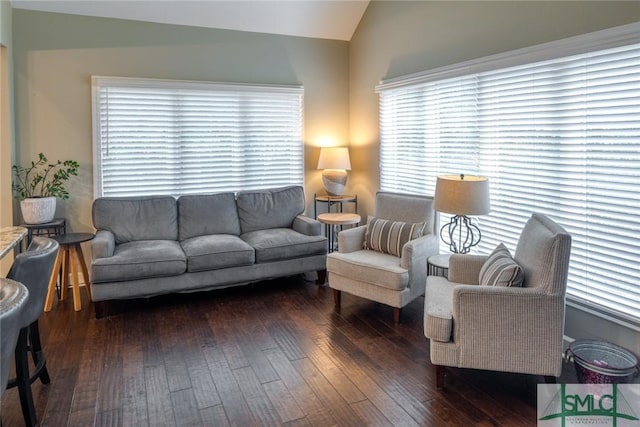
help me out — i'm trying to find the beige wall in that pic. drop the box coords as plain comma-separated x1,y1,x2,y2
349,0,640,351
1,0,13,274
12,9,350,233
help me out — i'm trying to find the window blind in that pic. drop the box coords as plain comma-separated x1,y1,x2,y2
92,77,304,197
376,24,640,327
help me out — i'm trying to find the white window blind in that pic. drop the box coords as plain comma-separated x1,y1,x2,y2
92,77,304,197
376,23,640,328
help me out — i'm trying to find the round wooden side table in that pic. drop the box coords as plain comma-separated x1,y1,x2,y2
45,232,94,312
318,212,361,253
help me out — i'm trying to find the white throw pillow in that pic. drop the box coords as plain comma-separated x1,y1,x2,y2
479,243,524,287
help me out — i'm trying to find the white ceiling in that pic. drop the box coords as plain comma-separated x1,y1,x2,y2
11,0,371,41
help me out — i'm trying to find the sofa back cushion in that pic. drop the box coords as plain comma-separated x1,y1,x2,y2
178,193,241,240
93,196,178,244
236,186,305,234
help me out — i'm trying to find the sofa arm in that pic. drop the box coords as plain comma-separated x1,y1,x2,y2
337,225,367,253
91,230,115,259
448,254,487,285
292,215,322,236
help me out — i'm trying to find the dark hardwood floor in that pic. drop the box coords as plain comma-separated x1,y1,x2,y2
1,276,577,426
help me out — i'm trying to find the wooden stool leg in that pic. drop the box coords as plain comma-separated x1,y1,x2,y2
44,249,62,312
70,246,82,311
76,243,92,301
60,246,69,301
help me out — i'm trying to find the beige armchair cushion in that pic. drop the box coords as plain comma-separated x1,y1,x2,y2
327,250,408,291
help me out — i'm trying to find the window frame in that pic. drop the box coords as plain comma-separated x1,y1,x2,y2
376,22,640,331
91,76,304,198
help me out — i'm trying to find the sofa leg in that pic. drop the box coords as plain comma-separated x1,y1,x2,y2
317,269,327,286
393,307,401,324
94,301,111,319
333,289,341,307
435,365,446,389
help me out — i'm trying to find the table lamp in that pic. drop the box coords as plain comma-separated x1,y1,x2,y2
433,174,490,254
317,147,351,196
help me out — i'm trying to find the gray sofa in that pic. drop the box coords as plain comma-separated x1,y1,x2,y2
90,186,327,316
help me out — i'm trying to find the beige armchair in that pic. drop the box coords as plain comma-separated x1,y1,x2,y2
327,192,439,323
424,214,572,387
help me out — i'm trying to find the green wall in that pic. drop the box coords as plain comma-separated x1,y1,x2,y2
12,2,640,349
12,9,350,231
348,0,640,351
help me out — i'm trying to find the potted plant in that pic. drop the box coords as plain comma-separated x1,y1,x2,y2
12,153,80,224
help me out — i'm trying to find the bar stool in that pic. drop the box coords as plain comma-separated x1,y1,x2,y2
45,232,94,312
6,236,59,427
0,279,29,409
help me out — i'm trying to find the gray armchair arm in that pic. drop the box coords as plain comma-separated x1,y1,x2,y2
292,215,321,236
337,225,367,253
91,230,115,259
448,254,488,285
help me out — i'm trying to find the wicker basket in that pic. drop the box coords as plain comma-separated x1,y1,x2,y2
565,339,639,384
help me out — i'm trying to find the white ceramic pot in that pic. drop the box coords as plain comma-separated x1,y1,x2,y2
20,197,56,224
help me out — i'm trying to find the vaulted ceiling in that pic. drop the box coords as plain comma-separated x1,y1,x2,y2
11,0,371,41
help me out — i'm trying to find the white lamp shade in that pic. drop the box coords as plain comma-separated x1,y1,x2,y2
434,174,490,215
317,147,351,170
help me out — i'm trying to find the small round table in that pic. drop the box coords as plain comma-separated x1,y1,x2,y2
45,232,94,312
318,213,361,253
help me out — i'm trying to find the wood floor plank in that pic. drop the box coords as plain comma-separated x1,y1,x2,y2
170,388,202,427
264,347,339,427
121,342,150,427
0,277,574,427
144,364,175,427
199,404,231,427
350,399,394,427
202,345,257,426
67,319,106,426
262,379,305,423
232,366,282,425
290,357,364,427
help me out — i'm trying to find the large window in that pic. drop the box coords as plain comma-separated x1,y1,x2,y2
92,77,304,197
376,23,640,328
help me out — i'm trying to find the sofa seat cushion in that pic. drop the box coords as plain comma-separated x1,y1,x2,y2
241,228,326,263
424,276,456,342
91,240,186,283
327,250,408,291
181,234,255,272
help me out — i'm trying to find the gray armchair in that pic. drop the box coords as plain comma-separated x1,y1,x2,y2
424,214,572,387
327,191,439,323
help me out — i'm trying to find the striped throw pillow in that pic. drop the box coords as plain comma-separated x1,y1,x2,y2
363,216,426,257
479,243,524,287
